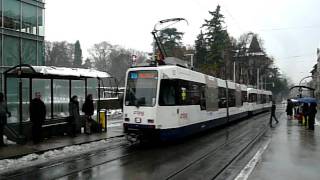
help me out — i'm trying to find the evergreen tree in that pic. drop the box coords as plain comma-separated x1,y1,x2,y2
194,30,207,69
202,5,229,77
83,58,92,68
158,28,184,58
74,40,82,67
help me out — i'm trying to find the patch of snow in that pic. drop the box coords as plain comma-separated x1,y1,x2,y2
3,136,16,145
0,138,123,173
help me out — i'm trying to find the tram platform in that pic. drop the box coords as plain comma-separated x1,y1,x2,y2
0,120,124,160
247,111,320,180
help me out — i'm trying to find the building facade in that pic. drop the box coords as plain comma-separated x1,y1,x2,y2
0,0,45,90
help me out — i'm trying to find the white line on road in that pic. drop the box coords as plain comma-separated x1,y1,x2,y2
234,139,271,180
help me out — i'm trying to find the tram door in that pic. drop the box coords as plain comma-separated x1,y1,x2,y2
205,76,218,112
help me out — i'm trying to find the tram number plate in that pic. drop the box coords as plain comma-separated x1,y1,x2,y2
135,117,142,123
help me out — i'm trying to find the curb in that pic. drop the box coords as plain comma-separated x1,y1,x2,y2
0,134,125,161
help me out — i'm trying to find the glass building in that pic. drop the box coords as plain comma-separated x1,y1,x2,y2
0,0,45,123
0,0,45,86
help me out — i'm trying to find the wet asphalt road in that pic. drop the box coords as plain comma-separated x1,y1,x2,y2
2,113,272,180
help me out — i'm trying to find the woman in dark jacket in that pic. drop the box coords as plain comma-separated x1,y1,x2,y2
302,103,309,126
308,102,317,130
286,99,293,120
69,95,80,136
82,94,94,134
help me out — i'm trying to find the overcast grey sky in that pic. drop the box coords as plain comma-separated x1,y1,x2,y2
45,0,320,84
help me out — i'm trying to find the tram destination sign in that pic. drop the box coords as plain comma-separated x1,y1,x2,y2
129,71,158,79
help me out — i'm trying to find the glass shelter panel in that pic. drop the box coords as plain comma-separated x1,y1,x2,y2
22,78,30,121
71,80,85,112
6,78,18,123
87,78,97,99
53,80,69,118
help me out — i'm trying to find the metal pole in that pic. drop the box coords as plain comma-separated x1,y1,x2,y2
69,80,72,100
51,79,53,119
19,38,22,135
84,78,87,97
257,68,259,89
233,61,236,82
97,78,101,122
185,54,194,69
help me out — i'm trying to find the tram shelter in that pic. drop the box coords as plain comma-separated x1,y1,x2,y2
3,64,111,144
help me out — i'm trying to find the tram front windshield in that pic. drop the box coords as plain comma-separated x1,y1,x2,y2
125,70,158,107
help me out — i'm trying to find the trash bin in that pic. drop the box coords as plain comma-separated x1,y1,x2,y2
99,109,107,131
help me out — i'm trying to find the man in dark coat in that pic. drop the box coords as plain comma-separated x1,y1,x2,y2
69,95,80,136
308,102,317,130
270,101,279,127
286,99,293,120
82,94,94,134
30,92,46,144
302,103,309,126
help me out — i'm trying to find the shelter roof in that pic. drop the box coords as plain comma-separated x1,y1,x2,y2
4,64,111,79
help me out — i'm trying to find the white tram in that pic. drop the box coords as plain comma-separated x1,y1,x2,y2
123,61,272,141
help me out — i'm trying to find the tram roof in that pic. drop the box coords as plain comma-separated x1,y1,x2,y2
4,64,111,79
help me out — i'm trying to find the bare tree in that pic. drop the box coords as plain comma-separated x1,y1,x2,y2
45,41,74,67
88,41,113,72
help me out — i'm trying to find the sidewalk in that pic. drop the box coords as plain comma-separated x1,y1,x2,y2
0,121,124,160
248,112,320,180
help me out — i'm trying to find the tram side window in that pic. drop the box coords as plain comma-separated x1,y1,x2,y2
159,79,177,106
159,79,202,106
249,93,257,103
262,95,267,104
188,83,201,105
257,94,262,104
241,91,247,104
228,89,236,107
269,95,272,102
218,87,227,108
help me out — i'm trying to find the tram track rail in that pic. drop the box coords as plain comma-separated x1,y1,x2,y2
166,118,268,180
1,136,136,179
2,113,271,180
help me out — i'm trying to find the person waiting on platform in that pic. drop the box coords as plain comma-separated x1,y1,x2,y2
68,95,80,137
270,101,279,127
82,94,94,135
308,102,317,130
30,92,46,144
302,103,309,126
0,92,11,146
286,99,293,120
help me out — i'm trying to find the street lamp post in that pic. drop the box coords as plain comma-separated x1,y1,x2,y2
298,75,314,98
185,53,194,69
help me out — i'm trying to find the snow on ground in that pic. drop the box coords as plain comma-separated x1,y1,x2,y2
0,138,125,173
3,136,16,145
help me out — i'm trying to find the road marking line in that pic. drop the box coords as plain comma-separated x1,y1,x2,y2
234,139,271,180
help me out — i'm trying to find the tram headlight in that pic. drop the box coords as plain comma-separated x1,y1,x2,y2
124,118,130,122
